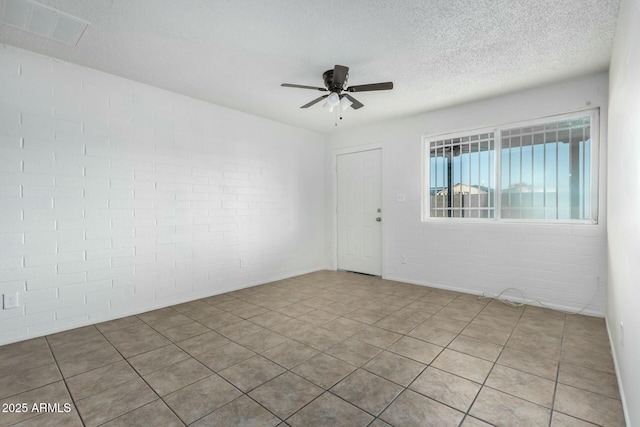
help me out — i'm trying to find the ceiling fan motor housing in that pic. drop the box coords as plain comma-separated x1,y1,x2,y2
323,69,347,92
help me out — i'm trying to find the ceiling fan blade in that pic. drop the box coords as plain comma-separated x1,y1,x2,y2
332,65,349,88
301,95,329,108
346,82,393,92
343,94,364,110
281,83,327,91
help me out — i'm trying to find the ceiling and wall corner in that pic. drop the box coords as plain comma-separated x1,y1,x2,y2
0,1,634,421
325,72,610,316
0,43,328,345
0,0,621,134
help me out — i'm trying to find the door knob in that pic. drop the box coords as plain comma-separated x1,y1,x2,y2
376,217,382,222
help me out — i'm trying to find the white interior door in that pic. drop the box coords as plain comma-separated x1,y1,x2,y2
337,149,382,276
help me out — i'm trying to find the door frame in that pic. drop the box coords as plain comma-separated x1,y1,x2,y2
331,143,384,276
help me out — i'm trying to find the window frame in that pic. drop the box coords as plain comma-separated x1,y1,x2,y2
422,108,600,224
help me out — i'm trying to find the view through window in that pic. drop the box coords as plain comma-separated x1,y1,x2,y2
425,110,597,222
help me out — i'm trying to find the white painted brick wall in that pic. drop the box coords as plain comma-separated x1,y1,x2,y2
327,73,609,316
0,44,327,345
608,1,640,422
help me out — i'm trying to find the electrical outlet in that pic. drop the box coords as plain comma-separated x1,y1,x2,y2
239,258,244,268
3,293,18,309
620,322,624,347
401,255,407,264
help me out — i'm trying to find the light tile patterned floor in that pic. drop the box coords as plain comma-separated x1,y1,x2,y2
0,270,626,426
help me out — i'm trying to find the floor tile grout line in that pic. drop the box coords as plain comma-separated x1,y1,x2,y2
164,324,284,425
406,282,616,424
90,323,187,426
553,366,624,400
546,313,615,426
547,313,568,427
241,394,286,425
0,360,71,402
43,335,87,427
315,289,455,424
325,374,399,421
185,391,282,426
137,306,220,344
281,383,349,424
137,306,289,424
248,284,419,425
367,285,476,419
471,308,611,423
215,296,340,422
100,308,285,426
255,281,489,423
365,365,431,423
451,295,525,425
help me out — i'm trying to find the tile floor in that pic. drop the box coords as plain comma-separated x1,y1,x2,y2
0,270,626,426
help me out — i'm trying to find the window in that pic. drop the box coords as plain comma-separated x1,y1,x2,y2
424,110,598,223
429,132,496,218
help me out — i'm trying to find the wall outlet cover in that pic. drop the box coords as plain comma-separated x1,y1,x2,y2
3,293,19,309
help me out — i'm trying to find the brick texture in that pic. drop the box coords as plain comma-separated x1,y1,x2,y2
0,44,326,345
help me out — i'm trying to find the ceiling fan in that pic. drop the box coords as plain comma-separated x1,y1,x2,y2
281,65,393,111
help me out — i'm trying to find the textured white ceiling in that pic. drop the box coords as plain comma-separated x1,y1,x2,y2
0,0,621,134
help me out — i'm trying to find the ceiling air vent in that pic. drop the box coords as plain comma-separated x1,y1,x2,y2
0,0,89,46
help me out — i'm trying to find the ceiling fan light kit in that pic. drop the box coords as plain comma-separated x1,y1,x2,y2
281,65,393,121
340,96,352,111
322,91,341,112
